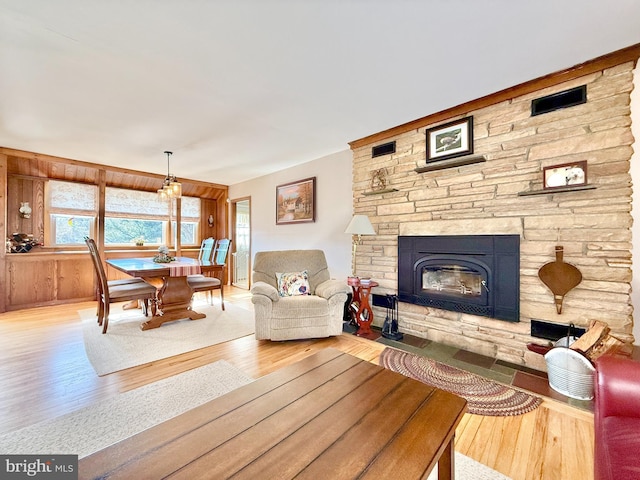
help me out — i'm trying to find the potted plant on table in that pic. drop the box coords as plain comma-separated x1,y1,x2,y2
153,245,175,263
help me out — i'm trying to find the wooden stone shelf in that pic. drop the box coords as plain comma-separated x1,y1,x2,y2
518,184,596,196
414,154,486,173
362,188,398,196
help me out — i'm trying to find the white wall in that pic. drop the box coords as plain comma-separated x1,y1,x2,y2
228,149,354,282
631,62,639,346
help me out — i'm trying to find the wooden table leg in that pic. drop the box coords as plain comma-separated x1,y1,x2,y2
140,276,205,330
438,436,455,480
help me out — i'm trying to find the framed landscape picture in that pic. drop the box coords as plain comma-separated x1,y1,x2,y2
425,116,474,162
276,177,316,225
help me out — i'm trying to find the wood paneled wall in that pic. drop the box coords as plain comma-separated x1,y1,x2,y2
6,176,45,241
1,147,229,312
0,154,7,313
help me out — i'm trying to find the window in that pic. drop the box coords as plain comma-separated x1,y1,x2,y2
105,188,200,246
46,181,201,247
51,215,95,245
105,188,168,245
171,196,201,246
105,218,165,245
172,221,198,245
47,180,97,245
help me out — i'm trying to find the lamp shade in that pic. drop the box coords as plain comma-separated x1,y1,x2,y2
344,215,375,235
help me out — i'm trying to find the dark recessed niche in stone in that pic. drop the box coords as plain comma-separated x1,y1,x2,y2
530,319,586,342
371,141,396,158
531,85,587,116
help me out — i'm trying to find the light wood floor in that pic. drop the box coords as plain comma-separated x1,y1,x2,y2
0,287,594,480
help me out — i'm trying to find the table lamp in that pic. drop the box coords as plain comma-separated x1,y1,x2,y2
344,214,375,278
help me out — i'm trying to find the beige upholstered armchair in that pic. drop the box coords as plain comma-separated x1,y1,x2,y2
251,249,351,340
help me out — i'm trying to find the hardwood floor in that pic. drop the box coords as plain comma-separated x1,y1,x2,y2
0,287,594,480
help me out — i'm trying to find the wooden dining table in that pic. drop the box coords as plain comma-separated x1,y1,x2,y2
79,348,467,480
106,256,223,330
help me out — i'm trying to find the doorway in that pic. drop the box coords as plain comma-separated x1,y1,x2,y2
231,198,250,289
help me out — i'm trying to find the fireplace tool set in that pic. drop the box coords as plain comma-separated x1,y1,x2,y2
381,294,403,341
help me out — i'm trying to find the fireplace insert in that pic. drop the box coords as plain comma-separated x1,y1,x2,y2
398,235,520,322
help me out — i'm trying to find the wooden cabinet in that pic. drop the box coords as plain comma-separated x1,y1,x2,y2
4,253,95,310
3,248,203,310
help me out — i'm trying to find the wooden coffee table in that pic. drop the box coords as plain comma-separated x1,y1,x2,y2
79,348,467,479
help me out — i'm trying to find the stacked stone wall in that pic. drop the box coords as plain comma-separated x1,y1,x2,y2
351,62,635,370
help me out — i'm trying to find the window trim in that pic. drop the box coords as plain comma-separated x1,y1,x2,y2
49,213,96,246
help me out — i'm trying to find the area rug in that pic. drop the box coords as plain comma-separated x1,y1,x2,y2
380,348,542,416
0,360,253,458
80,301,255,376
427,453,511,480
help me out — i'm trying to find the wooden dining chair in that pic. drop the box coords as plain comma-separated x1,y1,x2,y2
85,237,157,333
85,237,144,290
198,237,215,262
188,239,231,310
187,237,216,284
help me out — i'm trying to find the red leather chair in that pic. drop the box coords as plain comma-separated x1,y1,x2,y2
594,355,640,480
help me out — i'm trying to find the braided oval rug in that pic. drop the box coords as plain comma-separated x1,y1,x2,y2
380,348,542,416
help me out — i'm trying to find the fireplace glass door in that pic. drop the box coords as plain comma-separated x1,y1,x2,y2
422,264,483,297
415,257,490,309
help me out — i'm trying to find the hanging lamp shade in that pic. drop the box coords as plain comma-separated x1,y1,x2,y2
158,150,182,200
169,180,182,197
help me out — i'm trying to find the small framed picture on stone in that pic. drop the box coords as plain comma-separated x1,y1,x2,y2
425,116,473,163
543,161,587,189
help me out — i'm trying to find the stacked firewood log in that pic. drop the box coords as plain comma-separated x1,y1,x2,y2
568,320,633,361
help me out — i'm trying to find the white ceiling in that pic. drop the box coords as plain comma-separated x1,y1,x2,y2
1,1,639,186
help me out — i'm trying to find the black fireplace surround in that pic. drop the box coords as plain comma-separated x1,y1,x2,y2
398,234,520,322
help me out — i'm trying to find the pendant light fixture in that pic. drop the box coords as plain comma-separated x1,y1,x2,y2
157,150,182,200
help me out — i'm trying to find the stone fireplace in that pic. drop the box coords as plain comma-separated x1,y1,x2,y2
348,56,635,370
397,235,519,322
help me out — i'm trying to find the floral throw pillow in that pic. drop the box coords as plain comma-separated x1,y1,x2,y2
276,270,311,297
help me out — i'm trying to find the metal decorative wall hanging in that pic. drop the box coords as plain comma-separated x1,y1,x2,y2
538,245,582,314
